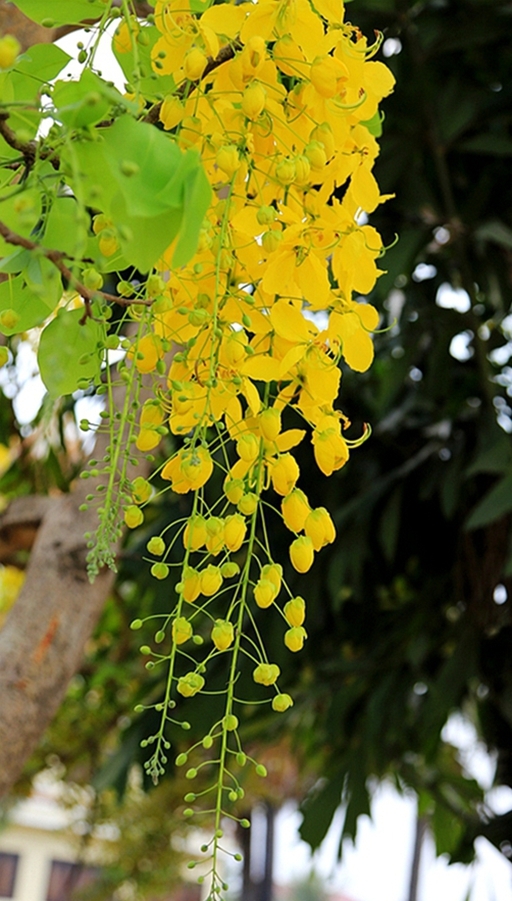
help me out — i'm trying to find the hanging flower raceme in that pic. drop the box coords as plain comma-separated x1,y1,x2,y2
80,0,399,894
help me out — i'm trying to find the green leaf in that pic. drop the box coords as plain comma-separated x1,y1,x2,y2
465,473,512,530
42,197,87,259
171,157,212,268
23,256,62,309
37,309,105,398
0,274,50,335
53,69,113,129
16,42,70,84
299,771,345,851
457,133,512,156
12,0,106,26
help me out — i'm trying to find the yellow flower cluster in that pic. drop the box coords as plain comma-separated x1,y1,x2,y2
119,0,394,863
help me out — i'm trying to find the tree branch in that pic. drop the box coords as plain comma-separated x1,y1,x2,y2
0,220,151,320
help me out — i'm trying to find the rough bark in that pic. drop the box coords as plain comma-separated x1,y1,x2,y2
0,423,142,797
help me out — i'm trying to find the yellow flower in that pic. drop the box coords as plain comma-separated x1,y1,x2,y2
132,477,152,505
124,505,144,529
205,516,225,555
259,407,281,442
289,536,314,573
224,476,244,505
260,563,282,595
0,35,20,70
172,616,193,645
211,619,235,651
162,446,214,494
272,693,294,712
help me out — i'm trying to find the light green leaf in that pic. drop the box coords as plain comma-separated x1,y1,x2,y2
0,274,50,335
172,159,212,267
15,42,70,85
23,256,62,309
37,309,105,397
12,0,105,26
42,197,87,259
53,70,113,129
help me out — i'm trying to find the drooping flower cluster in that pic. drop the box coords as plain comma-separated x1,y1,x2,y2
109,0,395,892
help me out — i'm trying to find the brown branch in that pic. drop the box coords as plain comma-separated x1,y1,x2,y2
144,40,241,125
0,220,151,318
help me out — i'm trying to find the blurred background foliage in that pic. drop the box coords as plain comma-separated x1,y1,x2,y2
2,0,512,893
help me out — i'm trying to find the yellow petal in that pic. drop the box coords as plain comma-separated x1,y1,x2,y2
275,429,306,452
270,299,316,343
201,3,247,37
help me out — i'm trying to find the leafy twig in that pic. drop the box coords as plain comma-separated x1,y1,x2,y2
0,219,151,321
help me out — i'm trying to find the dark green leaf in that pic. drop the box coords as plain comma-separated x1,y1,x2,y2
465,473,512,529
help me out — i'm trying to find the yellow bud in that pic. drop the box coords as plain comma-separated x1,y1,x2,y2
304,507,336,550
140,401,164,426
241,82,266,119
281,489,310,532
224,476,244,505
200,564,223,597
272,693,294,712
260,563,282,595
284,596,306,627
183,515,208,551
305,141,327,171
284,626,307,652
182,566,201,603
177,672,204,697
261,229,283,254
98,232,119,257
132,476,152,504
124,505,144,528
275,157,296,186
211,619,235,651
205,516,225,555
136,428,161,452
312,428,349,476
294,155,311,186
289,536,314,573
310,122,336,160
237,432,260,462
254,578,277,609
253,663,280,686
183,47,208,81
224,513,247,552
0,35,20,70
172,616,192,645
256,205,276,226
160,95,185,130
238,493,258,515
259,407,281,442
92,213,110,235
271,453,300,496
310,54,349,98
216,145,240,178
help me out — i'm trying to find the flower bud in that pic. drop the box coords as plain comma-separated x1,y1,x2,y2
216,145,240,178
200,564,223,597
132,476,151,504
183,47,208,81
254,578,277,609
224,476,244,504
284,626,307,652
253,663,280,686
224,513,247,552
259,407,281,442
0,35,20,70
260,563,282,595
183,515,207,551
289,535,314,573
256,205,276,226
284,596,306,627
271,453,300,496
281,489,310,532
160,95,185,130
304,507,336,550
238,493,258,515
182,566,201,603
304,141,327,171
147,536,166,556
310,122,335,159
272,693,294,712
261,229,283,254
205,516,225,555
241,82,266,119
294,154,311,185
275,157,296,185
211,619,235,651
172,616,193,645
124,505,144,528
236,432,260,462
177,672,205,697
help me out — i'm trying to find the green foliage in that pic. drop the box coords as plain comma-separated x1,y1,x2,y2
37,309,105,397
12,0,106,26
